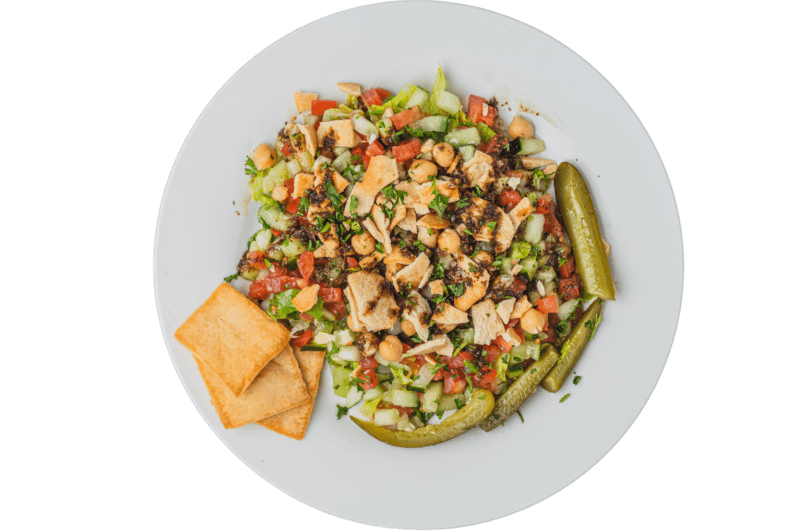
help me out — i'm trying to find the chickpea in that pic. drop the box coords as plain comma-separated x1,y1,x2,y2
520,308,547,334
271,185,288,202
347,314,366,333
508,115,534,140
400,318,416,337
418,227,440,248
473,251,493,267
253,143,277,170
379,335,403,362
357,332,379,356
408,159,438,184
351,232,376,255
438,228,461,254
432,142,455,168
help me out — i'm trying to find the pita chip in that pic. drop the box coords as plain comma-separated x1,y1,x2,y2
346,155,399,216
175,283,290,396
346,271,401,331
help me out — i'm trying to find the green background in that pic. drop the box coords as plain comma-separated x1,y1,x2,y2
6,0,798,530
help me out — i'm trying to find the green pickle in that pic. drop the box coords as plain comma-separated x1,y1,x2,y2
542,298,604,393
554,162,615,300
350,388,494,448
480,344,560,432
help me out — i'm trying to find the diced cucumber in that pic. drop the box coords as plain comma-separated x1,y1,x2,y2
255,229,273,251
331,366,352,398
445,127,481,148
312,155,331,172
519,257,538,279
364,388,383,402
557,299,581,322
510,340,541,362
524,214,545,244
337,345,361,362
352,115,379,140
501,257,514,275
322,108,349,121
345,385,364,408
373,408,400,426
285,159,302,177
517,138,546,155
266,248,284,262
458,145,476,162
332,150,351,172
412,115,448,132
436,90,462,115
411,363,435,389
258,205,292,231
437,393,465,413
536,266,557,283
281,237,307,259
405,87,430,110
421,382,444,413
388,389,419,408
260,161,289,194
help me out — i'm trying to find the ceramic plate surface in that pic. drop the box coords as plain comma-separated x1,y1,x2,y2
154,2,682,528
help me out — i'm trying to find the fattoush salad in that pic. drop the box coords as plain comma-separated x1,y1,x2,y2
231,68,615,447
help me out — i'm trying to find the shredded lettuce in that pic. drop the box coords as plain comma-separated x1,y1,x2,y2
510,242,532,260
475,122,497,142
270,289,300,320
454,111,497,142
359,395,382,418
389,83,418,112
389,365,413,385
427,66,449,115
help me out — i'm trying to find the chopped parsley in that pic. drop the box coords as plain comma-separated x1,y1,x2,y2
375,241,385,253
452,284,465,297
559,394,570,403
454,398,465,410
349,195,358,214
224,272,239,282
486,221,497,232
517,411,524,423
558,256,568,268
324,179,343,211
298,197,310,214
573,375,582,385
584,314,603,339
336,405,349,419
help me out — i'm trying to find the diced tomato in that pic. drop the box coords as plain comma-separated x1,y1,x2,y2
279,140,293,157
364,140,385,167
390,106,424,130
498,188,522,209
349,144,365,163
286,197,301,214
559,256,575,278
468,95,498,126
491,336,512,354
359,355,379,371
506,318,520,329
431,365,448,381
297,215,311,227
324,301,347,320
535,194,552,214
402,343,411,354
537,294,560,314
297,251,315,279
299,312,314,321
508,276,527,297
346,257,359,269
275,276,309,290
285,177,295,198
391,138,421,162
362,87,390,106
249,277,280,299
245,250,269,269
513,323,524,341
311,100,337,115
318,286,342,303
291,330,313,348
444,374,467,394
445,350,474,369
535,195,563,238
271,229,283,238
484,133,507,155
266,264,287,278
356,368,378,390
559,274,581,301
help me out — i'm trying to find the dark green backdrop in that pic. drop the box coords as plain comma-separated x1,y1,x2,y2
0,0,798,530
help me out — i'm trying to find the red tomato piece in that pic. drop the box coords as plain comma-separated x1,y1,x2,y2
559,256,576,278
299,312,314,321
444,374,467,394
318,286,342,303
267,264,287,278
506,318,520,328
248,277,281,299
364,140,385,167
285,177,295,198
401,343,411,354
286,197,301,214
297,251,315,279
484,134,507,155
362,88,390,107
357,368,378,390
468,95,498,126
537,294,560,314
311,100,337,115
511,276,527,295
390,106,424,131
349,144,365,163
374,88,390,101
391,138,421,162
346,257,359,269
246,250,268,269
491,336,512,354
324,301,347,320
559,275,581,301
497,188,522,209
359,355,379,371
279,140,292,157
271,229,283,237
291,330,313,348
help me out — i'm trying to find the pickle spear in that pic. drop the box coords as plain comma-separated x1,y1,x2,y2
350,388,494,447
554,162,615,300
479,344,560,432
542,298,604,393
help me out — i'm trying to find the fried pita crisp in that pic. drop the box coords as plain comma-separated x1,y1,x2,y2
258,347,326,440
193,344,309,429
175,283,290,396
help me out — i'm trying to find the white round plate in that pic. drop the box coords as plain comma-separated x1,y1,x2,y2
154,2,682,528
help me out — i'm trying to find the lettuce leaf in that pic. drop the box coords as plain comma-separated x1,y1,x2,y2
427,66,449,115
359,395,382,419
270,289,300,320
390,83,417,112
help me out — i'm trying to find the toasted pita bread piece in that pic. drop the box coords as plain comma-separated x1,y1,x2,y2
432,302,469,326
370,204,393,254
336,82,362,96
510,297,533,319
296,123,318,156
452,194,514,254
404,334,448,357
175,283,290,396
462,150,495,191
346,271,401,331
346,155,399,216
193,344,309,429
293,91,318,113
317,119,358,149
394,253,430,290
293,173,315,198
471,299,506,345
402,291,431,342
508,197,533,232
452,253,491,312
496,298,516,324
258,346,326,440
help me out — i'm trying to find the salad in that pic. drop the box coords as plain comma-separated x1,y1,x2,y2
230,67,614,446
